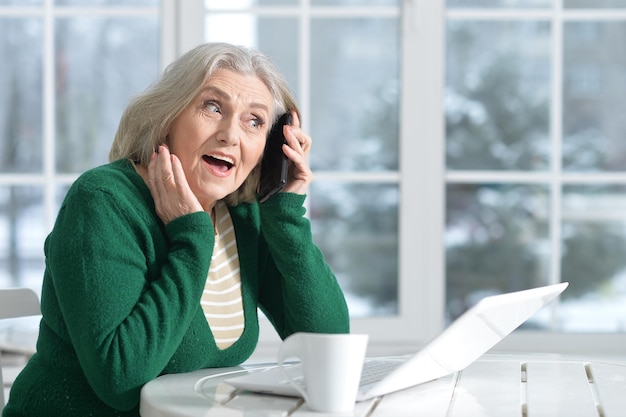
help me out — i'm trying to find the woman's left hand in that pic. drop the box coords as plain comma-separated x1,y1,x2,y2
281,111,313,195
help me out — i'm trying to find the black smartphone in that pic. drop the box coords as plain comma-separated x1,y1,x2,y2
258,113,292,203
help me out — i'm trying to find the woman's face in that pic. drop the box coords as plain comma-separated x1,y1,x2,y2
167,69,273,209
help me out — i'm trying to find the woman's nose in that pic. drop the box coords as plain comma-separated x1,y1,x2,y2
216,117,241,145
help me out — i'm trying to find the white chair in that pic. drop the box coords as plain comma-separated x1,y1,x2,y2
0,288,41,411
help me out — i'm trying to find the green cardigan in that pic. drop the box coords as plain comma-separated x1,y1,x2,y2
3,159,349,417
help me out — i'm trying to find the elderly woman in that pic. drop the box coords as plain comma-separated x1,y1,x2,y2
4,43,349,417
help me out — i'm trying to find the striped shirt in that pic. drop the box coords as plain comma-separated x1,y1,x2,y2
201,202,244,349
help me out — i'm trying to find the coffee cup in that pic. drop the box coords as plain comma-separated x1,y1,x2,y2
277,332,369,413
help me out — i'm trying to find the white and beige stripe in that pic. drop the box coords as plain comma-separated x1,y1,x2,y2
201,202,244,349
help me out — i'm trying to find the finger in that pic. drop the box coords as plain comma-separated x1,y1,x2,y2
147,149,159,192
170,153,188,192
282,143,312,177
157,146,174,184
147,147,157,178
285,128,311,156
283,125,299,148
290,110,301,128
281,143,313,194
149,147,173,203
299,134,311,151
150,147,177,215
146,148,171,220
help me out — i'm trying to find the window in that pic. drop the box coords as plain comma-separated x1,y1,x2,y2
0,1,161,292
4,0,626,356
197,0,424,352
445,0,626,350
197,0,626,353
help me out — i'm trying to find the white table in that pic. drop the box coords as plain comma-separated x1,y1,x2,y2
140,354,626,417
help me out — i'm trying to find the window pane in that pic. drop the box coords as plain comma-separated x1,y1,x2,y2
565,0,626,8
0,186,45,289
0,0,41,5
55,0,158,5
255,18,299,93
445,184,551,327
311,183,399,317
206,0,297,7
447,0,551,7
205,0,399,6
205,14,259,46
310,18,399,171
560,185,626,332
0,18,43,173
446,21,551,171
55,16,159,173
312,0,399,5
563,22,626,172
205,16,299,96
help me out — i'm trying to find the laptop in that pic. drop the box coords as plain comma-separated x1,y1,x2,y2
225,282,568,401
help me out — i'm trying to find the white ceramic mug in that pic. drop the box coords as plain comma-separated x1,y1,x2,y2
277,332,369,413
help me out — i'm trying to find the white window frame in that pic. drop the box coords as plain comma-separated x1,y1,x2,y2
444,3,626,355
0,0,165,269
173,0,626,357
172,0,442,357
6,0,624,359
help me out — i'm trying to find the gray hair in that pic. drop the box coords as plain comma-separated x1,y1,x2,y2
109,42,299,205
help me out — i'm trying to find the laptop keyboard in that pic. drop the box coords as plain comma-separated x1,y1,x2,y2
359,360,403,387
281,359,403,389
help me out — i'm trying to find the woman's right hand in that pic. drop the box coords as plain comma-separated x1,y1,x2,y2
146,145,204,225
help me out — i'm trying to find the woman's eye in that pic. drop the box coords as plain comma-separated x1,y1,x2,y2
249,116,265,129
203,100,220,113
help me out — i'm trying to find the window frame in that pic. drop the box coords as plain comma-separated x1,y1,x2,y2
443,3,626,355
0,0,166,280
177,0,445,357
4,0,624,359
181,0,626,358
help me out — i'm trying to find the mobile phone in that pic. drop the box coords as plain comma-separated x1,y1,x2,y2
258,113,292,203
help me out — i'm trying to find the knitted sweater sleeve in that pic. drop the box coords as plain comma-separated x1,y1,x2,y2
257,193,350,338
46,175,213,410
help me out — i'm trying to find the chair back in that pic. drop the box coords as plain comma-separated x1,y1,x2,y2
0,288,41,411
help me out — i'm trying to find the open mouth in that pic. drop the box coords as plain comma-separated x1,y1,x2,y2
202,155,234,173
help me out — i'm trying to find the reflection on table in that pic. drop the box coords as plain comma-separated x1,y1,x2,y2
140,354,626,417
